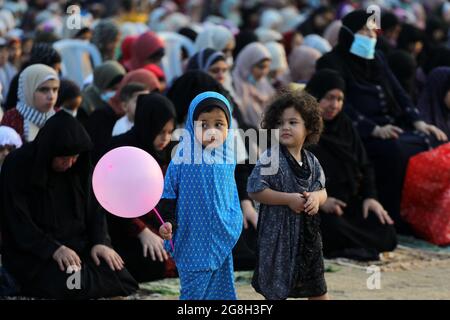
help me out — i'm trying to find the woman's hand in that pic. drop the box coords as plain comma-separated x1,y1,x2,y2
320,197,347,216
137,228,169,262
288,193,306,214
91,244,124,271
363,198,394,225
240,199,258,229
53,245,82,272
372,125,404,139
159,222,173,240
414,121,448,142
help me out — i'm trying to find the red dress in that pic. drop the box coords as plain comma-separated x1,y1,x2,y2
1,108,24,142
401,143,450,245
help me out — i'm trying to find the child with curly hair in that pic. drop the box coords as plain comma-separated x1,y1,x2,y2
247,90,329,300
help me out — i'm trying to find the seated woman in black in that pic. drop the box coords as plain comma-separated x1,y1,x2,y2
105,93,178,282
316,10,448,233
0,111,138,299
306,70,397,261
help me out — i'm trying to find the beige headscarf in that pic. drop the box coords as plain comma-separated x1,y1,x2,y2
232,42,276,129
288,45,322,83
323,20,342,48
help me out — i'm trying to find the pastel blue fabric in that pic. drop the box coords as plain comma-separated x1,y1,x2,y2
179,254,237,300
349,34,376,60
162,91,243,273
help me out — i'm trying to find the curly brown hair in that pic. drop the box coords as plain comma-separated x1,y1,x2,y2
261,90,323,146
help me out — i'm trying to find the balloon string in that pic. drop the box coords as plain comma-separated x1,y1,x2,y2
152,207,175,251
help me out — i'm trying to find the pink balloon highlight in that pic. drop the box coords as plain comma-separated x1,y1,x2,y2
92,146,164,218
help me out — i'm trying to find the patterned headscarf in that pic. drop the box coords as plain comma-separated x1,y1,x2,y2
162,91,243,271
186,48,226,72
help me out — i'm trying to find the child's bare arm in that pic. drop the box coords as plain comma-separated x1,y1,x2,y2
314,189,327,206
249,189,305,213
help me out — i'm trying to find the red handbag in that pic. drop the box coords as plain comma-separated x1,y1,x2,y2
401,143,450,245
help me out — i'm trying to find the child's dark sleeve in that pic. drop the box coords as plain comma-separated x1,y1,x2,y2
310,153,326,191
156,199,178,233
247,151,276,194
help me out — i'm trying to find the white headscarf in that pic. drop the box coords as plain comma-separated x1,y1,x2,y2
255,27,283,43
0,126,22,148
0,9,15,31
280,6,306,33
303,34,332,54
265,41,288,72
194,25,234,52
288,45,322,83
260,9,283,31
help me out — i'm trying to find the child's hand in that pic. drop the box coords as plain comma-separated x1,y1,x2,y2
159,222,173,240
303,191,320,215
288,193,306,214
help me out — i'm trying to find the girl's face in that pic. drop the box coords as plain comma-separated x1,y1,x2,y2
52,63,62,74
291,32,304,49
51,154,79,172
64,96,83,111
0,47,8,65
409,41,423,57
208,60,229,85
319,89,344,121
277,107,308,149
0,145,15,165
33,79,59,113
357,25,377,39
194,108,229,149
106,33,122,59
445,89,450,110
153,119,175,151
9,42,22,62
78,30,93,42
314,12,334,32
125,90,149,119
251,59,271,82
222,39,235,59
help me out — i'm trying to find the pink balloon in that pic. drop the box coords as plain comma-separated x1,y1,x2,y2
92,146,164,218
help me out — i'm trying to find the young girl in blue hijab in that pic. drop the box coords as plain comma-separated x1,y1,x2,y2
158,91,243,300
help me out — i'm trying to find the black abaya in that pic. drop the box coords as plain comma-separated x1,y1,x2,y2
308,113,397,260
105,93,178,282
0,111,138,299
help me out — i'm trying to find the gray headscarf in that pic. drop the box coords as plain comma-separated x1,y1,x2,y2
92,19,120,60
